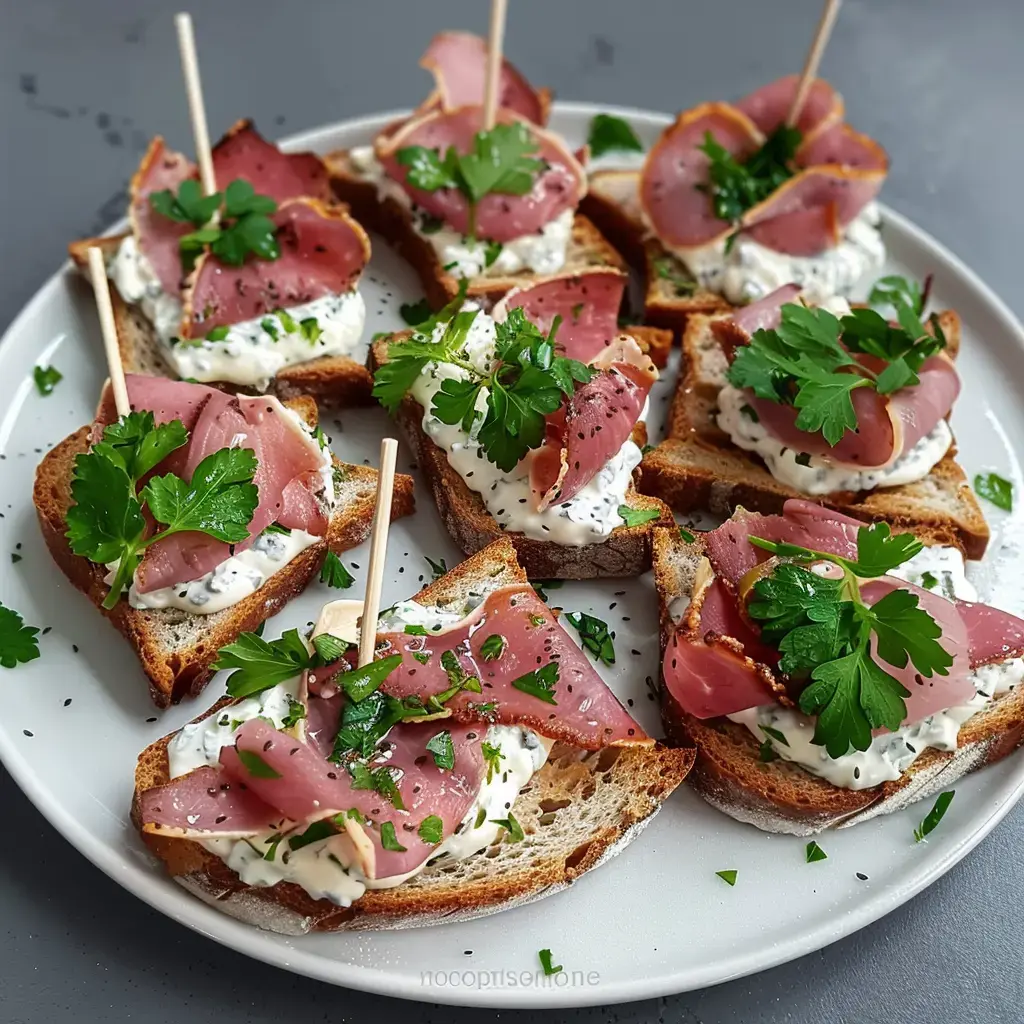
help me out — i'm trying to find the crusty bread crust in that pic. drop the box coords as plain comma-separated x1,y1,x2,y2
67,235,375,406
132,537,696,932
639,311,990,560
370,334,675,579
652,526,1024,835
33,397,416,706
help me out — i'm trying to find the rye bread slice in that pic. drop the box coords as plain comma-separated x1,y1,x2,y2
131,536,696,932
652,526,1024,835
33,395,416,706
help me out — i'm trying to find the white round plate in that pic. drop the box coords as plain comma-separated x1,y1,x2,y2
1,104,1023,1009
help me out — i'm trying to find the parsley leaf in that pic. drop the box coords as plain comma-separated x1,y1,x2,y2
425,555,448,580
975,472,1013,511
215,629,313,698
480,634,507,661
399,298,432,326
91,412,189,481
311,632,346,663
320,551,355,589
33,364,62,396
805,840,828,862
236,748,282,779
0,603,41,668
425,729,455,770
511,662,559,704
489,809,524,842
538,948,563,976
564,612,615,666
869,275,924,316
418,815,444,845
618,505,660,528
481,741,505,783
914,790,955,842
587,113,643,158
379,821,407,852
715,869,738,886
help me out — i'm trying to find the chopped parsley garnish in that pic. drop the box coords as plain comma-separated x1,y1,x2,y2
481,741,504,783
483,239,503,267
350,762,406,810
299,317,322,344
397,121,545,240
588,113,643,158
489,810,524,842
418,815,444,845
758,738,779,762
747,523,952,758
480,634,507,661
379,821,407,852
151,177,280,270
869,274,926,316
538,948,563,976
531,579,563,602
215,628,314,698
975,472,1013,511
679,527,696,543
320,550,355,589
510,662,559,705
311,632,347,663
375,306,593,472
404,624,428,636
618,505,660,528
920,571,939,591
715,869,738,886
729,301,948,446
281,696,307,729
652,254,696,297
66,411,257,609
564,612,615,666
697,125,801,223
288,819,336,851
399,298,432,326
914,790,954,842
425,729,455,770
805,840,828,863
235,748,282,779
424,555,448,580
760,724,789,747
33,364,62,396
0,603,41,668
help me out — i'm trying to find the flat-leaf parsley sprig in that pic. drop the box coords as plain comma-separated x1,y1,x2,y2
374,306,594,472
728,298,948,446
746,523,953,758
66,411,259,609
396,121,546,241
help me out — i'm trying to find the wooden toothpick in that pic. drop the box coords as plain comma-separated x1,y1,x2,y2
86,247,130,418
175,12,217,196
357,438,399,668
481,0,508,131
787,0,843,127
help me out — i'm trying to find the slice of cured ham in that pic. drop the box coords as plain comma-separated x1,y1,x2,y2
734,75,843,140
418,31,549,125
376,106,585,242
180,198,370,337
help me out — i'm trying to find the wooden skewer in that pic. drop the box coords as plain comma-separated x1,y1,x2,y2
175,12,217,196
481,0,508,131
786,0,842,127
86,247,130,418
357,438,399,668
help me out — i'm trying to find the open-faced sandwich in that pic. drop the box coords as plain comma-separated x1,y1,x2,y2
371,272,674,579
583,75,888,332
640,281,989,559
69,121,375,405
133,537,695,932
327,31,626,312
33,374,414,705
653,502,1024,834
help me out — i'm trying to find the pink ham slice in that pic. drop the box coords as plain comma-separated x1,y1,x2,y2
492,269,628,364
418,31,549,125
220,717,486,879
180,197,370,338
376,106,585,242
211,120,330,203
139,764,283,838
956,602,1024,667
528,337,656,510
98,375,326,593
639,102,762,250
369,584,649,748
130,137,195,295
734,75,843,140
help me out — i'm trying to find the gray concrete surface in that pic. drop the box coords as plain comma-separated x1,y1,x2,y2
2,1,1023,1021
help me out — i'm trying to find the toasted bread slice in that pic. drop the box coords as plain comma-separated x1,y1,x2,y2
370,333,674,579
581,170,729,336
652,526,1024,835
33,395,416,707
132,537,696,932
639,310,989,559
67,235,375,407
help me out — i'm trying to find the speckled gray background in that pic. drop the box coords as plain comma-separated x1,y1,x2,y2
2,1,1024,1021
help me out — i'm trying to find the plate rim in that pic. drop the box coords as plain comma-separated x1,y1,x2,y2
3,101,1024,1009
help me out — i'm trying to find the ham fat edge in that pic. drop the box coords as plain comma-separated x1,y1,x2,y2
139,583,650,883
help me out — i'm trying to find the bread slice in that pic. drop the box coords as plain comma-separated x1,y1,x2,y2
652,526,1024,835
33,395,416,707
580,170,729,335
67,235,375,407
370,333,675,579
639,310,990,559
132,537,696,932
